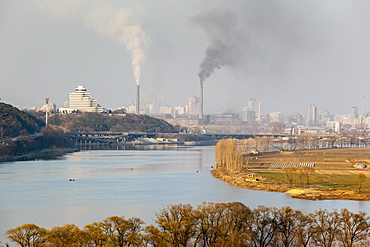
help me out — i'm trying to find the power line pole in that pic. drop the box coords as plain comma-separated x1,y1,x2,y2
45,98,49,126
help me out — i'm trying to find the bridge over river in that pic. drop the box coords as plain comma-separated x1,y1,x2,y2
203,133,293,139
66,132,156,147
66,132,293,147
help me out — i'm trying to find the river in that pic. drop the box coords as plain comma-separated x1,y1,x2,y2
1,145,370,245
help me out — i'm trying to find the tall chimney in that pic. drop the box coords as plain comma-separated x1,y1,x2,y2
136,84,140,115
199,83,203,119
363,95,366,116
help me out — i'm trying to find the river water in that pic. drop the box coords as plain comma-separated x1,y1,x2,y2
1,145,370,245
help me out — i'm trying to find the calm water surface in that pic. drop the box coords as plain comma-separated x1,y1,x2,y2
1,145,370,244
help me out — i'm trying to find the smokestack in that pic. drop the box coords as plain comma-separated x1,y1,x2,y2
136,84,140,115
199,82,203,119
363,95,366,116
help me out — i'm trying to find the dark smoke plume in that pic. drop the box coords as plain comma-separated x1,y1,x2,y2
193,8,244,84
198,39,230,84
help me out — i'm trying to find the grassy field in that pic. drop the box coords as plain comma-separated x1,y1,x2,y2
243,147,370,195
258,172,370,193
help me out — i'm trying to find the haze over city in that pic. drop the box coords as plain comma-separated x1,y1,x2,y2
1,0,370,115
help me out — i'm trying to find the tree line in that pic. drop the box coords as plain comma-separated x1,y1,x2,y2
215,135,370,173
5,202,370,247
216,135,370,161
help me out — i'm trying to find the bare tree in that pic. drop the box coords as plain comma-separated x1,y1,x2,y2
336,209,370,247
195,202,251,246
155,204,199,247
5,223,47,247
297,166,315,185
283,167,297,185
275,207,305,247
311,209,340,247
356,173,367,192
99,216,145,247
246,206,279,247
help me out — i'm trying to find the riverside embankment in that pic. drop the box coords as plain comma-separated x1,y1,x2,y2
0,148,78,163
212,168,370,201
212,147,370,201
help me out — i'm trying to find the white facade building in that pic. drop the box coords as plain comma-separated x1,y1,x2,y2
308,104,318,126
60,85,104,113
188,95,199,115
41,103,57,112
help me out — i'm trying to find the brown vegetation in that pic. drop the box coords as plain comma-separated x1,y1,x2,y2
214,139,370,201
5,202,370,247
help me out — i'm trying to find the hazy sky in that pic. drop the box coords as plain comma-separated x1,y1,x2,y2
1,0,370,115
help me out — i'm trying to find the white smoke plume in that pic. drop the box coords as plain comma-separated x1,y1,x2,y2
36,0,149,85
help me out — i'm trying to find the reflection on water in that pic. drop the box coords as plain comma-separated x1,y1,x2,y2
1,145,370,245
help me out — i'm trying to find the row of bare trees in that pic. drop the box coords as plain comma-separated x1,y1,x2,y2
215,138,278,172
215,139,244,172
215,135,370,172
283,166,316,185
279,134,370,151
5,202,370,247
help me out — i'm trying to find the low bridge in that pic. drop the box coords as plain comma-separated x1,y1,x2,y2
66,132,156,146
203,133,294,140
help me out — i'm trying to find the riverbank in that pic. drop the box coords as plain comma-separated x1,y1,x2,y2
212,147,370,201
212,168,370,201
0,148,78,163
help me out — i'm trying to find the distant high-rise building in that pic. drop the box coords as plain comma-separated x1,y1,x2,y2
247,99,261,119
60,85,104,113
268,112,281,123
174,106,186,116
144,95,157,114
308,104,318,126
350,106,359,119
188,95,199,115
160,106,173,115
157,96,166,112
318,110,331,124
290,113,304,125
242,107,256,124
145,103,155,114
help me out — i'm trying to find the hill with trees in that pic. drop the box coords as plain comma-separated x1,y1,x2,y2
47,112,178,133
0,103,74,160
0,102,43,138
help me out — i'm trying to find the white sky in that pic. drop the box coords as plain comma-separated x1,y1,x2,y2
1,0,370,115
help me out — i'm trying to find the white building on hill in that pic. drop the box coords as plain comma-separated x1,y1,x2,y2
59,85,104,113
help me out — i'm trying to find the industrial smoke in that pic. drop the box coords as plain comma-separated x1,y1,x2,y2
37,1,149,114
38,1,149,85
193,9,244,119
83,6,148,115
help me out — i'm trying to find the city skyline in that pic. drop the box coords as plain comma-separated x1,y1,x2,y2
2,1,370,115
33,84,370,121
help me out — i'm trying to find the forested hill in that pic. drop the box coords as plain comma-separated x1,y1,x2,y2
48,113,178,133
0,103,44,138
